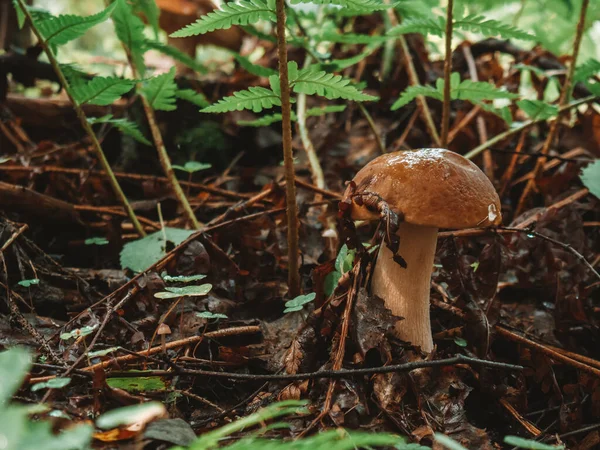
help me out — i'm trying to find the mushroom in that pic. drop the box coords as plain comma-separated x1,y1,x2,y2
341,149,501,353
157,323,172,355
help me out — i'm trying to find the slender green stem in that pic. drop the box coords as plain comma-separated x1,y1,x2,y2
464,95,597,160
15,0,146,237
276,0,300,297
440,0,454,147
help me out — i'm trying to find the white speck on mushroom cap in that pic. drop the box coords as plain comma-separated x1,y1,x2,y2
386,148,447,168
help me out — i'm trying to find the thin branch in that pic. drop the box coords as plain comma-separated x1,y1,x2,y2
440,0,454,147
276,0,300,297
14,0,146,237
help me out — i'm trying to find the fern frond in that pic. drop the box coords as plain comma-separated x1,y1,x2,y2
170,0,276,38
290,0,392,11
517,100,558,120
454,14,535,41
391,85,441,110
238,113,284,127
292,69,378,101
87,114,151,145
574,58,600,82
175,89,210,108
131,0,161,38
139,68,178,111
70,76,135,106
35,2,117,47
233,53,277,77
314,43,381,72
201,87,281,113
452,79,518,101
387,17,444,37
112,0,146,74
143,39,208,74
320,31,387,44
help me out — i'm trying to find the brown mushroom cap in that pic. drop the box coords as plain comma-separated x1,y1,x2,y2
342,149,502,229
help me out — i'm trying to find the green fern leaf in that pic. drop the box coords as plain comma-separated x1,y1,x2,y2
292,68,378,101
139,68,178,111
233,53,277,77
112,0,146,75
175,89,210,108
87,114,151,145
143,39,207,74
35,2,117,47
574,59,600,82
454,14,535,41
320,31,387,44
70,76,135,106
11,0,26,29
387,17,445,37
170,0,276,38
517,100,558,120
131,0,161,39
314,43,381,72
290,0,392,11
452,79,518,102
201,87,281,113
391,85,441,110
238,113,284,127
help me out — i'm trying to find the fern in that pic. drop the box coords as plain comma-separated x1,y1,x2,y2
387,17,445,37
454,14,535,40
517,100,558,120
237,105,346,126
314,43,381,72
112,0,146,75
175,89,210,108
290,0,393,11
131,0,160,39
70,76,135,106
201,87,281,113
143,39,208,74
391,85,441,110
170,0,276,38
320,31,387,44
87,114,151,145
34,2,117,48
233,53,278,77
139,68,178,111
292,67,378,101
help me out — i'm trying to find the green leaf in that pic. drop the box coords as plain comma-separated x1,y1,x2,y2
12,0,26,29
35,2,117,48
320,31,387,44
120,227,196,272
70,76,135,106
132,0,161,39
107,374,166,393
391,85,441,110
201,86,281,113
574,58,600,82
452,79,518,102
154,284,213,299
170,0,276,37
0,348,32,403
196,311,228,319
284,293,316,313
335,244,356,274
387,16,445,37
172,161,212,173
96,402,166,429
290,0,392,11
292,68,378,101
313,43,381,72
17,278,39,287
454,14,536,40
140,67,177,111
324,271,341,296
503,436,565,450
434,434,469,450
162,273,207,283
144,39,208,74
87,114,151,145
87,347,120,357
31,377,71,392
60,325,97,341
112,0,147,75
580,160,600,199
237,113,284,127
175,89,210,108
454,337,467,347
84,237,109,245
233,53,277,77
517,100,558,120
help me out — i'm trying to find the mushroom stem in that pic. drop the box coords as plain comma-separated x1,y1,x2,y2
371,222,437,353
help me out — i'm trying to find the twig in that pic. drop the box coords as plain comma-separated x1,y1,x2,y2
440,0,454,147
516,0,590,215
14,0,146,237
276,0,300,297
463,95,597,160
0,224,28,254
357,102,386,154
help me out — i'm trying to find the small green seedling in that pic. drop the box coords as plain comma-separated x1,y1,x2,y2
31,377,71,392
161,273,207,283
284,293,316,313
154,284,213,299
85,237,109,245
196,311,228,320
18,278,39,288
172,161,212,173
60,325,97,340
324,244,356,296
